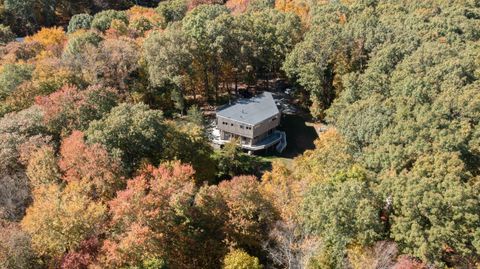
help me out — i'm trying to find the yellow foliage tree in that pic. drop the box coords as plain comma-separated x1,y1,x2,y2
21,182,106,260
223,249,263,269
25,27,66,56
293,128,354,183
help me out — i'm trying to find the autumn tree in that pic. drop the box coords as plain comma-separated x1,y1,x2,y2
0,106,46,220
219,176,277,255
223,249,263,269
25,27,67,56
59,130,125,201
80,37,140,91
102,162,198,268
36,84,119,136
26,145,61,188
21,182,107,262
0,221,37,269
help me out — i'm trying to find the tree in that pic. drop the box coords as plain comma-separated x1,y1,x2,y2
60,237,101,269
0,221,37,269
4,0,57,34
91,10,128,32
80,37,140,90
35,84,119,136
0,63,34,100
186,105,204,126
21,182,107,261
143,28,194,102
301,166,383,267
0,106,46,220
126,5,164,33
214,140,261,179
59,131,124,201
0,24,14,46
102,162,197,268
86,103,165,173
62,30,103,78
218,176,276,253
26,145,61,188
68,13,93,33
223,249,263,269
238,8,302,85
156,0,188,24
162,121,217,183
25,27,67,56
292,129,354,183
182,4,232,102
385,153,480,266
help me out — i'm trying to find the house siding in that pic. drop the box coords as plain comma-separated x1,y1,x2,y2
217,115,254,138
217,112,281,146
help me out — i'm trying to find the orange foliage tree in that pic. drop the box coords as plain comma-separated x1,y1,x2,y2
59,131,125,201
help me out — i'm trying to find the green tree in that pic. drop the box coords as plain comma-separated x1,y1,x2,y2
156,0,187,24
4,0,57,34
238,8,302,87
214,141,261,180
182,4,232,102
143,28,193,105
186,105,204,126
91,10,128,32
301,166,383,268
0,24,14,46
386,153,480,266
86,103,165,173
0,63,34,100
67,13,93,33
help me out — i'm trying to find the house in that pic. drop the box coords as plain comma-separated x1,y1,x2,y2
213,92,286,152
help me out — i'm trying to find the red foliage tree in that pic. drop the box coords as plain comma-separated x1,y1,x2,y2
102,162,197,268
61,237,100,269
35,84,119,136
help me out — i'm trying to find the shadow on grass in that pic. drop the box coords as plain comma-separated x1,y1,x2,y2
277,114,318,158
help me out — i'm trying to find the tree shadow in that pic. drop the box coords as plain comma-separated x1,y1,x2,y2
277,114,317,158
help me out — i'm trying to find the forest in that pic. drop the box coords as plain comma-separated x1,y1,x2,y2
0,0,479,268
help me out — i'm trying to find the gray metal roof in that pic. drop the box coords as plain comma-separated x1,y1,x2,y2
216,92,279,125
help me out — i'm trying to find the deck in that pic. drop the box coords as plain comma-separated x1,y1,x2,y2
212,129,285,151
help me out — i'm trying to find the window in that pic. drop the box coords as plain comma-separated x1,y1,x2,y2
240,125,244,129
231,123,234,126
